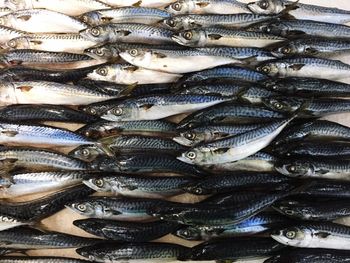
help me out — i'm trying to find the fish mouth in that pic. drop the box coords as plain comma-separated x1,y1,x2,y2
172,136,194,147
82,180,100,191
271,51,285,58
101,113,121,122
171,35,185,46
176,155,194,165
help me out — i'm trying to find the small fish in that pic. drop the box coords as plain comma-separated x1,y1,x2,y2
80,23,174,44
0,25,25,48
256,57,350,81
263,77,350,97
0,80,121,106
80,7,171,26
76,242,191,262
0,9,87,33
173,28,286,48
271,222,350,250
99,0,176,8
83,173,192,198
77,120,177,139
165,0,250,15
0,227,100,249
73,219,180,242
0,50,104,70
7,34,97,54
120,47,274,74
0,257,90,263
82,94,231,121
87,63,182,85
5,0,111,16
162,13,275,30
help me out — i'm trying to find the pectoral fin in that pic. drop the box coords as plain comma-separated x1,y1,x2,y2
16,15,31,21
140,104,154,110
101,16,114,23
208,34,222,40
1,130,18,137
289,63,305,71
132,0,142,7
196,2,210,7
315,231,330,238
154,52,167,58
16,86,33,92
29,40,43,45
213,148,230,154
116,30,132,36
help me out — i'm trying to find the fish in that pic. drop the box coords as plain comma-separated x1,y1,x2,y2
0,122,95,147
7,34,98,54
164,0,250,15
256,57,350,81
273,120,350,146
90,154,204,176
274,158,350,181
172,28,286,48
82,173,192,198
273,198,350,221
73,219,179,242
99,0,176,8
0,227,100,249
80,23,174,44
0,8,11,16
81,94,231,121
263,77,350,97
238,85,279,104
0,25,25,48
175,212,293,240
248,0,350,25
0,105,99,123
0,146,89,172
0,257,91,263
0,80,121,106
120,47,274,74
0,49,104,70
5,0,111,16
189,237,286,261
0,214,31,231
76,242,191,262
203,190,274,205
80,7,171,26
173,123,262,146
184,172,290,195
178,117,294,165
0,171,88,198
177,102,285,130
0,184,94,221
69,145,104,163
162,13,275,30
0,248,27,256
265,248,350,263
86,63,182,85
298,180,350,199
77,120,177,139
66,196,167,221
0,9,88,33
271,222,350,250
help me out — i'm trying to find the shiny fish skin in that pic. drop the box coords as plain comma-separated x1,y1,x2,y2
0,81,120,106
99,0,176,8
80,7,171,26
173,28,286,48
7,34,97,54
83,173,192,197
0,171,88,198
0,49,104,70
0,214,30,231
0,105,98,123
0,257,90,263
0,9,88,33
271,222,350,250
5,0,111,16
162,13,275,30
80,23,174,45
73,219,179,242
298,180,350,199
0,227,100,249
0,25,24,47
76,242,190,262
77,120,176,139
165,0,250,15
0,184,94,221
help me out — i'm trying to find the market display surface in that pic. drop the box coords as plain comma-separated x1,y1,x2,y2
0,0,350,262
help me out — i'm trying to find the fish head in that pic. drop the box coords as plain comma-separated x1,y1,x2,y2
66,200,97,217
183,182,211,195
148,205,188,223
262,96,303,113
101,101,137,121
69,145,104,162
87,64,114,82
172,29,204,47
173,130,201,147
119,48,153,68
80,25,109,43
79,11,102,26
174,226,202,240
80,101,115,117
83,176,112,192
275,159,315,178
165,0,192,15
271,226,309,247
161,16,187,30
90,156,120,172
177,147,211,165
270,42,300,58
6,37,29,50
273,200,312,220
4,0,30,10
247,0,285,15
256,61,281,77
84,45,113,60
263,79,296,94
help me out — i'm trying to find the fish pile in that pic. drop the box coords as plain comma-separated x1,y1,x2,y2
0,0,350,262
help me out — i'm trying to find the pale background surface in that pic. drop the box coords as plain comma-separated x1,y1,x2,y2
10,1,350,262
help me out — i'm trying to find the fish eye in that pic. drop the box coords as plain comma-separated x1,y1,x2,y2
82,149,90,156
286,230,296,239
172,2,182,11
274,102,284,110
182,230,189,236
77,204,87,211
183,31,193,40
195,188,203,194
81,15,89,23
261,66,271,73
258,0,269,9
129,49,138,57
112,107,123,116
7,40,17,48
186,151,196,159
95,48,105,56
184,132,196,140
282,47,291,54
97,67,108,76
90,28,101,37
288,165,296,172
89,108,97,115
284,209,294,215
166,19,176,27
94,179,104,187
271,85,279,90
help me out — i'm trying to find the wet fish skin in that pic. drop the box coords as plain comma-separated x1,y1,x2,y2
271,222,350,250
99,0,176,8
0,214,30,231
0,105,98,123
80,7,171,26
0,25,25,47
76,242,191,262
0,257,91,263
73,218,180,242
83,173,192,198
298,180,350,199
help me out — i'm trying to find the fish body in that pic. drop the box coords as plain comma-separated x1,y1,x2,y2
0,215,30,231
100,0,176,8
0,257,90,263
